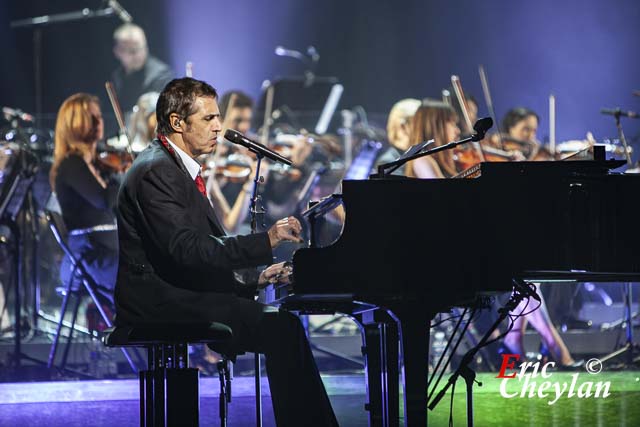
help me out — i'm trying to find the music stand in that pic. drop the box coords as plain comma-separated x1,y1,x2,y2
256,76,343,134
10,6,120,122
0,145,46,373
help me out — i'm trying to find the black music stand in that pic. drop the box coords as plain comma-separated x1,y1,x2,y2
256,76,343,135
10,7,120,122
0,146,47,374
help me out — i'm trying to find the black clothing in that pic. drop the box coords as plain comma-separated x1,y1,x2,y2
55,155,119,292
115,140,337,426
55,155,118,230
111,56,173,114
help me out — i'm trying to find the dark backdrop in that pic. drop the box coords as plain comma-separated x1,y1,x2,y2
1,0,639,156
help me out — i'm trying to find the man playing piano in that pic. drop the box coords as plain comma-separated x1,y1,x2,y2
114,77,338,426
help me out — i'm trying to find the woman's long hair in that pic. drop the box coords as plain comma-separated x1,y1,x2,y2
406,101,458,177
49,93,101,190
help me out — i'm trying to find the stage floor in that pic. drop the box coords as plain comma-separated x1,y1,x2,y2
0,371,639,426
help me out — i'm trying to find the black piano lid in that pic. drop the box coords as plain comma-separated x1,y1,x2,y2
478,159,628,179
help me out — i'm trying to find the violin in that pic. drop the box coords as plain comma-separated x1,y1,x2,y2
97,149,133,174
453,141,521,171
212,152,253,182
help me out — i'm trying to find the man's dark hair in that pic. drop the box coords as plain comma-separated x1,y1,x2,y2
501,107,539,133
156,77,218,136
218,90,254,119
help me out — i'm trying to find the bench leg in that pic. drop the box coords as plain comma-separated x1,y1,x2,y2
140,367,199,427
217,360,231,427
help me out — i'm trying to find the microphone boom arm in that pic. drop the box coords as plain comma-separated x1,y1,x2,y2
375,117,493,178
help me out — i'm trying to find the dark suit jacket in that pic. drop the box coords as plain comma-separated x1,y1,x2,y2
114,140,273,332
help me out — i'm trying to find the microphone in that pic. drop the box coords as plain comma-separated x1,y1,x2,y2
224,129,292,166
601,108,639,119
307,45,320,63
274,46,305,61
471,117,493,141
2,106,34,122
107,0,133,23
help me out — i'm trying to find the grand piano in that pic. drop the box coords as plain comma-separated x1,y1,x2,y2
264,155,640,426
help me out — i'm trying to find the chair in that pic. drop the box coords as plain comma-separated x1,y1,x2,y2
45,209,138,374
103,323,235,427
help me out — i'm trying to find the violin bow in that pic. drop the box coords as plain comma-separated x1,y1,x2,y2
451,75,486,161
478,65,505,151
104,81,135,159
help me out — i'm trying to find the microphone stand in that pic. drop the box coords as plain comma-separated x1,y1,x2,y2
611,110,633,167
598,111,638,368
427,279,537,427
248,151,266,427
375,132,484,178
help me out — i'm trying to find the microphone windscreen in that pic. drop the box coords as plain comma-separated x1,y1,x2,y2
473,117,493,134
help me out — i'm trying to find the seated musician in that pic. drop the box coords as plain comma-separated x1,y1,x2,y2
129,91,160,152
49,93,121,301
488,107,550,160
114,77,339,426
375,98,421,175
405,100,461,178
405,100,580,368
502,107,538,142
205,90,256,233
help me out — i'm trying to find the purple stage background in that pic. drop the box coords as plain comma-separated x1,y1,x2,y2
1,0,638,150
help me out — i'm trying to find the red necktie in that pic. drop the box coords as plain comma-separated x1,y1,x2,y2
157,134,208,199
195,173,207,198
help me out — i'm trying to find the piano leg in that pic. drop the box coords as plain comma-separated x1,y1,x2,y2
356,311,400,427
391,307,431,427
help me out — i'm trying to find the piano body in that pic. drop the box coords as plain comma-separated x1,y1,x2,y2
266,159,640,426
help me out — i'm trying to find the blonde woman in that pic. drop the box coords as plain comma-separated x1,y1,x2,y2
374,98,421,175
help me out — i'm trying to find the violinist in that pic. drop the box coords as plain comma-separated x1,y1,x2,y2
405,100,461,178
502,107,539,143
49,93,121,300
206,90,257,233
486,107,547,159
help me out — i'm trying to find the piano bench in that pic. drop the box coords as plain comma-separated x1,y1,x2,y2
103,323,234,427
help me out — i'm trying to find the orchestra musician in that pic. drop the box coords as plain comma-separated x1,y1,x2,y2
128,91,160,152
486,107,550,160
110,23,173,129
49,93,121,300
405,100,461,178
114,77,339,426
374,98,421,175
501,107,539,144
205,90,256,233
